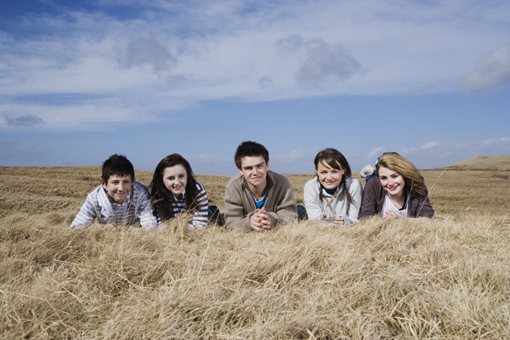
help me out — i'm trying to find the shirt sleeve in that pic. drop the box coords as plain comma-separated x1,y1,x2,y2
414,195,435,218
134,183,159,230
343,179,363,225
70,192,97,229
265,177,298,226
224,180,254,232
359,179,380,219
303,179,324,220
189,182,209,229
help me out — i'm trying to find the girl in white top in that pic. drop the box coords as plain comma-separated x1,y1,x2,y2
303,148,362,225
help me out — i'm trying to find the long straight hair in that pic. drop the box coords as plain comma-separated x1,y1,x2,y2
149,153,200,221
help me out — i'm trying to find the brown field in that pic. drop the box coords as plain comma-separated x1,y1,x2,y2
1,165,509,338
444,155,510,171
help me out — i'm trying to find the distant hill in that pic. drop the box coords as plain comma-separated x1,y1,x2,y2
444,156,510,171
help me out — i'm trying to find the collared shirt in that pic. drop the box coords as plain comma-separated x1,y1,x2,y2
70,181,158,230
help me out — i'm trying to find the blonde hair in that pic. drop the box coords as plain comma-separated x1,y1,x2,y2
376,152,428,197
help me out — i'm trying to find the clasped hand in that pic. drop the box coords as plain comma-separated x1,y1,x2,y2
250,207,272,231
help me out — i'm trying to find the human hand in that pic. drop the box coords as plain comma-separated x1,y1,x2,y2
333,217,345,225
250,207,272,231
382,210,398,220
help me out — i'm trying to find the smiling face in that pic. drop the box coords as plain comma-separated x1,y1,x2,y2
102,174,133,203
378,166,406,199
162,164,188,197
239,155,269,193
316,160,344,190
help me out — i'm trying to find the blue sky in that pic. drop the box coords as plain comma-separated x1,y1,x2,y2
1,0,509,175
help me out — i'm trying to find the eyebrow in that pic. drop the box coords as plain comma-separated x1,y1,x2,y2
242,162,265,169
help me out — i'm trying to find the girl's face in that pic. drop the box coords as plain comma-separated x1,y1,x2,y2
162,164,188,196
316,160,344,190
378,166,405,198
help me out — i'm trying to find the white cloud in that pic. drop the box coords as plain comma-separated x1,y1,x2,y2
119,38,176,72
422,141,441,150
0,101,158,130
276,34,362,86
462,45,510,91
400,137,510,168
1,0,510,129
478,137,510,150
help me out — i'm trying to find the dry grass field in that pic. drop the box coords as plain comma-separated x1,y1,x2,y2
1,161,510,339
444,155,510,171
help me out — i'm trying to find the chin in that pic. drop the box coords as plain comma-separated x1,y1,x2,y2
322,183,339,189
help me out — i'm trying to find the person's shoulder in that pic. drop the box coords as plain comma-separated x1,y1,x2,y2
82,185,103,207
86,185,103,198
195,180,206,191
226,174,243,187
132,181,150,194
350,178,362,188
268,170,290,182
364,177,380,189
304,177,318,189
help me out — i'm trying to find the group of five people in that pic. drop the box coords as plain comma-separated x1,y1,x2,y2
70,141,434,231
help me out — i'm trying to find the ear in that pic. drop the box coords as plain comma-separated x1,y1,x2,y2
100,178,107,188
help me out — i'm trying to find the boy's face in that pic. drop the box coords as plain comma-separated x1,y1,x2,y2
239,155,269,191
101,174,133,203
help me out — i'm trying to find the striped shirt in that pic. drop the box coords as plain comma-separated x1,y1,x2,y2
155,181,209,229
70,181,158,230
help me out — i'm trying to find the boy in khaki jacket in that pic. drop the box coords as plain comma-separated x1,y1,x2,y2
224,141,297,232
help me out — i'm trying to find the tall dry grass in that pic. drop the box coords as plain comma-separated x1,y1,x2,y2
1,166,509,338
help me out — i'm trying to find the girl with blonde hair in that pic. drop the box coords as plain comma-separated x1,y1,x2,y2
360,152,434,219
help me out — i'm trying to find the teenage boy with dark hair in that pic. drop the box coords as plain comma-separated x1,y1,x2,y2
71,154,158,230
224,141,297,232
